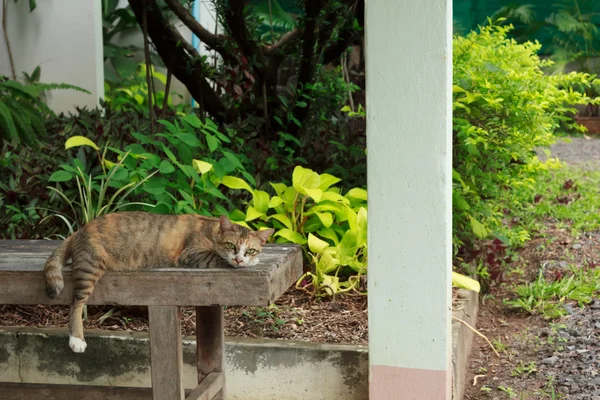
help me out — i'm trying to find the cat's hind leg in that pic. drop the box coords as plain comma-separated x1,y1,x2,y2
68,256,105,353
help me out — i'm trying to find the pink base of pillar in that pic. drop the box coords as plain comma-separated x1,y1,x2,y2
370,364,451,400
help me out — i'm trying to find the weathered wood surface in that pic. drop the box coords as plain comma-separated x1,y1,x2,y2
185,372,223,400
196,306,224,400
149,306,185,400
0,382,184,400
0,240,302,306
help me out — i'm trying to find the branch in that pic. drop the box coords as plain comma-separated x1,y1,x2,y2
128,0,232,122
322,0,363,65
264,27,303,56
224,0,267,78
163,0,226,54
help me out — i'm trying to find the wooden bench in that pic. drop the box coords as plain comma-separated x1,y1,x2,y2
0,240,302,400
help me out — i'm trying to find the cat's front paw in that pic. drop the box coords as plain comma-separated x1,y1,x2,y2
69,335,87,353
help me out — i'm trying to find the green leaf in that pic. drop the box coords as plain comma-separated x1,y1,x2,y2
48,170,74,182
182,114,202,128
159,160,175,174
65,136,100,151
221,176,253,192
452,272,480,292
252,190,270,214
175,132,202,147
308,233,329,254
206,134,219,152
292,166,320,191
275,228,307,244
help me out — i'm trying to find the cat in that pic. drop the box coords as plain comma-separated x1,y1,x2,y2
43,211,274,353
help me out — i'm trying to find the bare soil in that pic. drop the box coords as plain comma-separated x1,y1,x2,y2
0,288,368,345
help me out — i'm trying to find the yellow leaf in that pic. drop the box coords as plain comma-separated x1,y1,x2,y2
308,233,329,254
452,272,480,293
192,159,213,174
65,136,99,151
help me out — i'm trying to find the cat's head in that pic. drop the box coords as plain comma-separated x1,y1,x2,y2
216,215,275,268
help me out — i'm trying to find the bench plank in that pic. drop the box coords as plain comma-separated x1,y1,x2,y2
185,372,223,400
0,240,302,307
196,306,224,400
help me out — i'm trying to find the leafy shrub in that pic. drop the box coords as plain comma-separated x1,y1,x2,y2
452,23,596,253
104,64,187,115
47,113,254,229
217,165,368,296
0,74,88,145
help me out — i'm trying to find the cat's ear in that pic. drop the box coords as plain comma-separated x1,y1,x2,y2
255,228,275,244
219,215,234,232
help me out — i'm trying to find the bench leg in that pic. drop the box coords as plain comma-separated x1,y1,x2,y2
149,305,185,400
196,305,225,400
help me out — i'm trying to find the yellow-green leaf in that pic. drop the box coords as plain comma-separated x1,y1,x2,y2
452,272,480,293
252,190,270,214
104,159,116,169
308,233,329,254
65,136,99,151
305,188,323,202
292,166,320,193
275,228,307,244
245,206,264,221
222,176,252,192
356,207,367,247
270,182,288,196
318,173,341,190
315,211,333,228
268,196,284,208
269,214,293,230
346,188,367,201
192,159,213,174
320,191,350,204
468,215,488,239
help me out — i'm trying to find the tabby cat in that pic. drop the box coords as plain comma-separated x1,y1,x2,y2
43,211,274,353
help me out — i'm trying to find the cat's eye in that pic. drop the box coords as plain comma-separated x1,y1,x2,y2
225,242,237,251
245,249,257,255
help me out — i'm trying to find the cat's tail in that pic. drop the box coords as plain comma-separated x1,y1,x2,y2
44,234,76,299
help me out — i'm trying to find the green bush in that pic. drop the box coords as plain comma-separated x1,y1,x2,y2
452,23,596,253
46,113,255,230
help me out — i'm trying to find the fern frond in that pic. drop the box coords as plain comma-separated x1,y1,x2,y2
0,101,19,143
5,99,45,145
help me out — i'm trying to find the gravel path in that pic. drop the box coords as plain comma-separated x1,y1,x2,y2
547,301,600,399
540,137,600,169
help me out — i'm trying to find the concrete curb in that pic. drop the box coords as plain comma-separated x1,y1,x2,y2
452,288,480,400
0,327,368,400
1,290,478,400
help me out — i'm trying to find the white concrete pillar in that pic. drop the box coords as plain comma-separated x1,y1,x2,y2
0,0,103,114
366,0,453,398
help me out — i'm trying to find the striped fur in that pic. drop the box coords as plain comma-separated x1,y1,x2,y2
43,212,274,353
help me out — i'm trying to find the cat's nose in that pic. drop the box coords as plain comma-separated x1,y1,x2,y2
234,257,243,264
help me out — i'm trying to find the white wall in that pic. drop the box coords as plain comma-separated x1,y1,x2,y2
366,0,453,398
0,0,103,114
